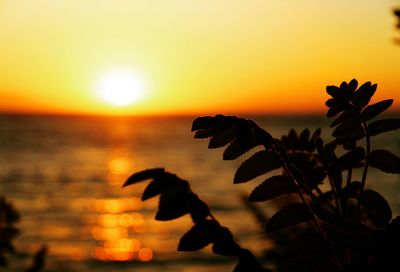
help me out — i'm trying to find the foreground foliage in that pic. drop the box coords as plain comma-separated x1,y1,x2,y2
124,79,400,271
0,197,46,271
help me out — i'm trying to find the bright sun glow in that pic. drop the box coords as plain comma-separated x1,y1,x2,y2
96,70,146,106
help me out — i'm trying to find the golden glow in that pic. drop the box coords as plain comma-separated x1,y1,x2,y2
95,70,146,106
91,196,151,262
1,1,399,115
138,248,153,262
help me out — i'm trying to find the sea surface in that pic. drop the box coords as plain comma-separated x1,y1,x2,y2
0,114,399,272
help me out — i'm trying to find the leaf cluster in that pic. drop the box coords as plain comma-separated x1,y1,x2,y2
123,168,270,271
125,79,400,271
0,197,20,266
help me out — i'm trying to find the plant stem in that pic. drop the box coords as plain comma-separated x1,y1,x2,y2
354,120,370,221
327,173,342,215
343,167,353,217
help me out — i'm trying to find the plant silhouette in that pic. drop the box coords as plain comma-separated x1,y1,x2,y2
0,196,46,271
124,79,400,271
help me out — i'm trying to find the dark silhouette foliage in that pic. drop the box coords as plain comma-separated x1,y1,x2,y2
124,79,400,271
0,197,46,271
0,197,20,266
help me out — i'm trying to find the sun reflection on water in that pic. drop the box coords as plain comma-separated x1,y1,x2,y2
106,157,132,186
90,152,153,262
91,197,153,262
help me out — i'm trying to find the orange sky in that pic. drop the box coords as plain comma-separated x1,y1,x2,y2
0,0,400,115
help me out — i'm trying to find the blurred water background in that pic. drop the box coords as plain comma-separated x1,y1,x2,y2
0,114,399,272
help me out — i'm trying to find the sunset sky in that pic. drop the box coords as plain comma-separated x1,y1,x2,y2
0,0,399,115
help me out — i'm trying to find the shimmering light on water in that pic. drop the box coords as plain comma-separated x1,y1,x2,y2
0,115,398,271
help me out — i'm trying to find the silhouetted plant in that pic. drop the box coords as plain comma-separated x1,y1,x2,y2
0,197,20,266
0,196,46,271
124,79,400,271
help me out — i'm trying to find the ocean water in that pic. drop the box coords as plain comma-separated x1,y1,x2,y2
0,114,399,272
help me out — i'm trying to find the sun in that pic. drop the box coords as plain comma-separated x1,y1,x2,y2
96,70,146,106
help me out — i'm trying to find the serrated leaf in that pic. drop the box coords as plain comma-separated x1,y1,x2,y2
123,168,165,187
339,147,365,169
223,139,261,160
265,203,312,232
284,232,329,261
234,151,281,184
249,175,296,202
142,174,189,200
359,189,392,227
155,186,191,221
369,149,400,174
178,220,219,251
332,116,363,139
361,99,393,121
368,119,400,136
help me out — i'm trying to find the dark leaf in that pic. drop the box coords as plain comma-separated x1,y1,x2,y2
326,85,342,98
142,174,189,200
327,107,343,118
123,168,165,187
359,189,392,227
342,181,362,198
234,250,268,272
369,149,400,174
330,109,357,128
26,245,47,272
311,128,321,141
191,116,217,131
208,126,236,148
189,194,210,223
212,227,241,256
178,220,218,251
368,119,400,136
284,232,329,261
156,187,191,221
351,81,376,109
298,129,310,150
265,203,312,232
332,116,363,139
325,98,342,108
194,128,215,139
361,99,393,121
339,147,365,169
287,129,297,145
348,79,358,95
234,151,281,184
249,175,297,202
315,137,324,158
223,139,261,160
343,140,356,150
